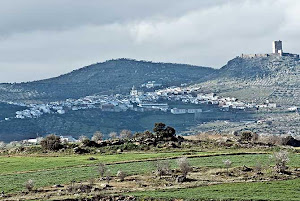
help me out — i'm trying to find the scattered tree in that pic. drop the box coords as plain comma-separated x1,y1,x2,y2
40,134,62,151
177,157,192,178
6,141,19,149
144,130,154,138
154,160,170,178
116,170,126,182
153,122,176,139
25,179,34,191
271,150,289,173
240,131,253,142
91,131,104,142
120,129,132,139
153,122,166,133
223,159,232,175
255,161,263,173
106,169,111,184
0,141,6,150
109,132,118,140
79,135,89,142
98,163,107,178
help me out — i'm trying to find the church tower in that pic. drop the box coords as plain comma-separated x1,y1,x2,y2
272,40,283,55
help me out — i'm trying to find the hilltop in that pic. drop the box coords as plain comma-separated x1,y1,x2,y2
198,53,300,105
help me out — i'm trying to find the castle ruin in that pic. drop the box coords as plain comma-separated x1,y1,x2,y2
272,40,283,55
240,41,299,59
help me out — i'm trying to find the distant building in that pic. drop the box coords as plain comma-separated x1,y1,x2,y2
170,108,202,114
144,81,162,89
60,136,77,143
187,108,202,113
130,86,144,97
138,102,168,111
171,108,186,114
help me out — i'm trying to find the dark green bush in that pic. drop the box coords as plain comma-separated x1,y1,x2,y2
40,134,62,151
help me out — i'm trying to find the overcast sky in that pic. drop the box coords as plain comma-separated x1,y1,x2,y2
0,0,299,83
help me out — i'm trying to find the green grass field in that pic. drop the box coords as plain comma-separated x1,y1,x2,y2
131,178,300,201
1,152,299,193
0,151,209,174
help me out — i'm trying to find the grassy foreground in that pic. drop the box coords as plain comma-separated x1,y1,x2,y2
1,152,299,193
131,179,300,201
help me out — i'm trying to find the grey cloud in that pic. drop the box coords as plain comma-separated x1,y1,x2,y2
0,0,229,36
0,0,299,83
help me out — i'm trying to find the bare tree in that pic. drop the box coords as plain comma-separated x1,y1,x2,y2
79,135,89,142
120,130,132,139
92,131,104,142
106,169,111,185
98,163,107,178
154,160,170,178
25,179,34,191
177,157,192,178
223,159,232,175
0,141,6,150
109,132,118,140
271,150,289,173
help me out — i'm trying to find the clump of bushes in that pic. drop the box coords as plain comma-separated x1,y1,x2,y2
40,134,62,151
240,131,258,142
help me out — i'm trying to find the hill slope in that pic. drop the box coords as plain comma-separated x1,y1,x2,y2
197,54,300,105
0,59,215,103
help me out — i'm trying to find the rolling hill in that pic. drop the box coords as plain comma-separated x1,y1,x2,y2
0,59,215,103
1,54,300,142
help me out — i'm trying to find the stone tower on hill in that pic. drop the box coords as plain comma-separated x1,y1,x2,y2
272,40,283,55
240,40,299,59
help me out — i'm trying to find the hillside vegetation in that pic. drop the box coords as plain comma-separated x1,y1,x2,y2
0,59,214,103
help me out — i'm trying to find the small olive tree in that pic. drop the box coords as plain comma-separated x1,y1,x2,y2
177,157,192,178
120,130,132,139
79,135,89,142
0,141,6,150
272,150,289,173
91,131,104,142
109,132,118,140
106,169,111,185
223,159,232,175
154,160,171,178
98,163,107,178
